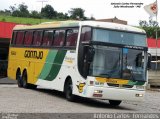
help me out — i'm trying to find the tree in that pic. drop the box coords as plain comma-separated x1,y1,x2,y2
139,20,148,27
68,8,86,20
56,12,69,19
139,19,160,38
30,10,41,18
18,3,29,17
10,3,29,17
9,4,16,13
41,5,57,19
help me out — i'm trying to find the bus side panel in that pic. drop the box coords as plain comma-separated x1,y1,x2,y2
35,50,76,90
22,48,49,85
7,47,49,85
35,49,86,95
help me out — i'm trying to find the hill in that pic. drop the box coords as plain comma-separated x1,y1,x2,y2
0,15,54,25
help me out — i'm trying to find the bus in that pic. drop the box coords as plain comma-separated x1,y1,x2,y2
8,21,149,106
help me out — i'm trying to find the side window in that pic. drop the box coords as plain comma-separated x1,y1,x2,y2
11,31,17,44
33,30,43,46
80,27,91,42
65,28,79,47
15,31,25,45
42,30,54,46
53,30,65,47
24,31,33,45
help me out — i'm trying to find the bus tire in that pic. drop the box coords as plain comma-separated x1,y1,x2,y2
65,79,75,102
16,69,23,88
22,70,29,88
109,100,122,106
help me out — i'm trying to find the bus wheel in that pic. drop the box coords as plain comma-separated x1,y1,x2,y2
109,100,122,106
65,80,75,102
16,70,23,87
22,71,29,88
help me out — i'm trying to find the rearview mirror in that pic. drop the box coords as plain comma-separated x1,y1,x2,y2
87,46,95,62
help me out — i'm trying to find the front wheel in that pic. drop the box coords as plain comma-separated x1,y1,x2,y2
109,100,122,106
65,80,75,102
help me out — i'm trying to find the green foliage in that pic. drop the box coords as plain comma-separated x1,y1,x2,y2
41,4,57,19
0,15,53,25
1,18,6,21
69,8,86,20
30,11,41,19
56,13,69,19
10,3,29,17
0,3,89,22
139,20,160,38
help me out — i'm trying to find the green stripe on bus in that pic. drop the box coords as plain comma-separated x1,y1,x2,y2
39,50,58,79
44,50,67,81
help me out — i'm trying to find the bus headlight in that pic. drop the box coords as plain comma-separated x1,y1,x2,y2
89,81,104,86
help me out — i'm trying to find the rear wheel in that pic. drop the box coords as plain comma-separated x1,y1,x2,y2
22,71,29,88
65,79,75,101
16,70,23,88
22,71,37,89
109,100,122,106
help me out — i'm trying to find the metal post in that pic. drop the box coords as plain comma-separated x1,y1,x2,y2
37,0,48,23
155,0,158,71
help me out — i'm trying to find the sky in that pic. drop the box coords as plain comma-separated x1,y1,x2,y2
0,0,159,26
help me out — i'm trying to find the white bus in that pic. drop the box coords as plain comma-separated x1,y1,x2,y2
8,21,149,106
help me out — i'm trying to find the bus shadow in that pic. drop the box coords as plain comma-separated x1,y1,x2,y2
32,88,135,111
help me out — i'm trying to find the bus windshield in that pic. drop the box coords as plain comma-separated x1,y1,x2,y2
89,45,146,81
92,28,147,47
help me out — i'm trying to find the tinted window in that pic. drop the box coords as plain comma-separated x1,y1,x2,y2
53,30,65,47
80,27,91,42
11,31,17,44
33,30,43,46
24,31,33,45
42,30,54,46
16,31,25,45
92,28,147,47
66,28,79,47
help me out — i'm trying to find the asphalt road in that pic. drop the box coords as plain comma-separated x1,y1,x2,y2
0,79,160,113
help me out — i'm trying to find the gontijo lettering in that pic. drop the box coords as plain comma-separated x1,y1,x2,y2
24,50,43,59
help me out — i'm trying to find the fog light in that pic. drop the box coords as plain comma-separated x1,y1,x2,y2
135,94,143,97
93,94,102,97
94,90,103,93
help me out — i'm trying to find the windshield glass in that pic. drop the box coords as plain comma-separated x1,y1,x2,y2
92,28,147,47
89,45,146,81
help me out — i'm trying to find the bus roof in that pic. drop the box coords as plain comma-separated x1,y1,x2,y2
13,20,145,34
13,20,79,30
80,21,146,34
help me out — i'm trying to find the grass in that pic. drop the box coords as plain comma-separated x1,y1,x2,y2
0,15,54,25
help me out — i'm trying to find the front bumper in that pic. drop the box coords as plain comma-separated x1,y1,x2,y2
83,86,145,101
